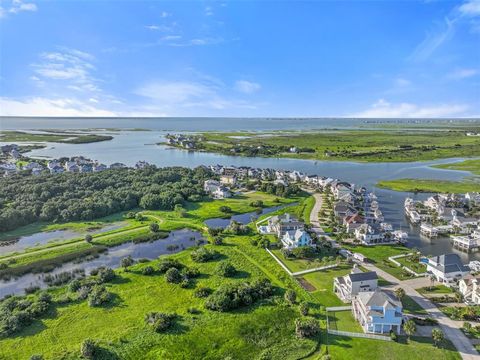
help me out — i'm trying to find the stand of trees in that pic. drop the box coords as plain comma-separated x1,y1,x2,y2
0,166,212,232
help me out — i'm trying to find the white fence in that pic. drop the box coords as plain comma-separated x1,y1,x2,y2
388,252,427,277
326,306,352,311
327,329,392,341
265,248,338,276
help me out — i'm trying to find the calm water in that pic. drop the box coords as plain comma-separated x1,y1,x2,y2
0,223,126,255
0,229,203,298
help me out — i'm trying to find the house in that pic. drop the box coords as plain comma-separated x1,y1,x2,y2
110,162,127,169
281,229,312,249
354,224,390,245
352,289,403,334
93,163,107,172
79,164,93,173
426,254,470,286
268,213,304,237
212,186,231,199
65,161,79,172
333,182,352,199
50,165,64,174
466,192,480,207
459,275,480,305
334,267,378,302
204,179,221,193
220,174,236,186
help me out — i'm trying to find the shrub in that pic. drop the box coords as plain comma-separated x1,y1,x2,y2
141,266,155,275
295,317,320,338
212,235,224,245
145,312,176,333
69,279,82,292
85,234,93,243
87,285,112,307
121,256,134,270
299,302,309,316
80,339,97,359
249,200,264,208
165,268,182,284
284,290,296,304
29,355,44,360
205,278,273,312
96,267,115,283
149,222,160,232
182,267,200,278
390,330,397,341
216,261,236,277
207,227,224,237
190,247,217,263
180,278,191,288
0,263,8,270
194,287,212,298
158,258,183,272
219,206,232,213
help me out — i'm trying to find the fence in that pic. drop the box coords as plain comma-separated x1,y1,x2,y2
388,252,427,277
327,329,392,341
326,306,352,311
265,248,338,276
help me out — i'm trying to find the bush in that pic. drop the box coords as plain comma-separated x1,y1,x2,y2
284,290,296,304
141,266,155,275
85,234,93,243
158,258,183,272
190,247,217,263
182,267,200,278
87,285,112,307
96,267,115,283
211,235,224,245
390,330,397,341
205,278,273,312
80,339,97,359
121,256,134,270
29,355,43,360
194,287,212,298
299,302,309,316
249,200,264,208
219,206,232,213
216,261,236,277
69,279,82,292
295,317,320,338
145,312,176,333
165,268,182,284
149,222,160,232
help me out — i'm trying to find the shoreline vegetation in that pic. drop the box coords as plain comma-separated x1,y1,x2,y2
377,159,480,193
0,130,113,144
160,125,480,163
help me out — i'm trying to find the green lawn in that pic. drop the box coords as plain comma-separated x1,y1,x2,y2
434,159,480,175
417,285,453,295
377,178,480,194
327,310,363,332
325,335,461,360
396,256,427,274
270,249,338,273
402,295,428,316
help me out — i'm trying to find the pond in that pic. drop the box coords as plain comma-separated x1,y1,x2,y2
0,222,127,255
204,203,297,229
0,228,203,298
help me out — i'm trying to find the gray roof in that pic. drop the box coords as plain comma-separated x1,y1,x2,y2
348,271,378,282
357,289,401,310
429,253,469,274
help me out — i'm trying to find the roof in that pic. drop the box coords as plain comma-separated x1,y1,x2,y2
348,271,378,282
357,289,401,310
428,253,469,274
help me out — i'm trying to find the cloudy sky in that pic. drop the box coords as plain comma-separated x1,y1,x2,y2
0,0,479,117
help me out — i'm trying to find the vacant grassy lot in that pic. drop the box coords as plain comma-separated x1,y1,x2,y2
417,285,453,295
327,310,363,332
377,178,480,194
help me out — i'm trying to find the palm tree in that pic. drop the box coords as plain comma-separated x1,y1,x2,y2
432,328,444,348
403,320,416,343
429,274,436,290
395,288,406,301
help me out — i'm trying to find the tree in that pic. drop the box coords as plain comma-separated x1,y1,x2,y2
219,206,232,213
216,261,236,277
141,266,155,275
149,222,160,233
80,339,97,359
432,328,444,347
403,319,416,342
394,288,406,300
87,285,112,307
429,273,436,290
145,312,176,333
84,234,93,243
285,290,297,304
121,255,134,270
454,292,463,303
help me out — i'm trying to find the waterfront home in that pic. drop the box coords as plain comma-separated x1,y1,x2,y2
267,213,304,237
220,174,236,186
281,229,312,249
459,275,480,305
352,289,403,334
334,201,357,219
93,163,108,172
354,224,392,245
426,254,470,286
0,162,17,176
110,162,127,169
79,164,93,173
466,192,480,207
451,229,480,252
204,180,232,199
22,162,42,171
333,267,378,302
333,182,353,199
65,161,79,173
135,161,150,169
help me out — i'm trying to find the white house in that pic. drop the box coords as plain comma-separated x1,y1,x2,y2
459,275,480,305
281,229,311,249
334,267,378,302
204,180,231,199
426,254,470,286
352,289,403,334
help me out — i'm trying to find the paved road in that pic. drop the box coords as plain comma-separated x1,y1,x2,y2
308,192,335,243
363,262,479,360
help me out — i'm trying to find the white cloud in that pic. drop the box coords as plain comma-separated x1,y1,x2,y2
352,99,469,118
459,0,480,16
447,68,478,79
234,80,261,94
160,11,171,18
205,6,213,16
3,0,37,15
31,48,100,93
394,78,411,87
0,97,116,117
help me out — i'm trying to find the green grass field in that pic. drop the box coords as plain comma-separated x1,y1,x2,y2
327,310,363,332
417,285,453,295
402,295,428,316
191,128,480,163
0,130,113,144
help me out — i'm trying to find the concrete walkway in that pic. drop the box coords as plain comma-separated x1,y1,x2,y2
362,262,479,360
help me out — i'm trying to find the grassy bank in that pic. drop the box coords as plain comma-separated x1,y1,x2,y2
0,130,113,144
377,178,480,193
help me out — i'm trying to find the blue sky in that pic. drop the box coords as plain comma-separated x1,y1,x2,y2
0,0,479,117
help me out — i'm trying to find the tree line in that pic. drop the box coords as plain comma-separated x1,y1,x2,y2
0,166,212,232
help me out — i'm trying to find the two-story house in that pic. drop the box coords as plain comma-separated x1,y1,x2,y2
426,253,470,286
333,267,378,302
281,229,312,249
